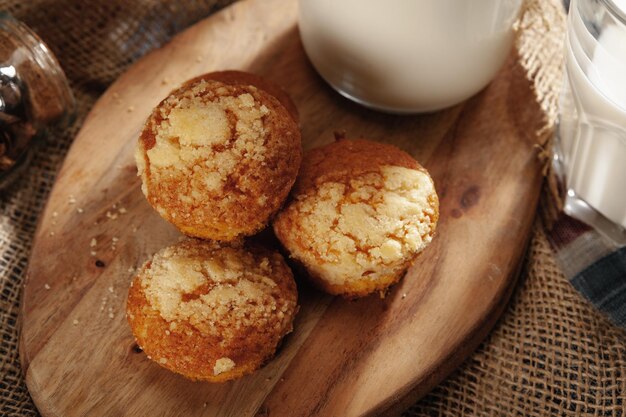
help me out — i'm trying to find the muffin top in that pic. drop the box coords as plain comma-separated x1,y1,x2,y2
139,239,296,338
127,239,298,381
274,139,438,291
136,72,301,240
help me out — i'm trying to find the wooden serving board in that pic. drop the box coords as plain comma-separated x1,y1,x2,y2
20,0,545,415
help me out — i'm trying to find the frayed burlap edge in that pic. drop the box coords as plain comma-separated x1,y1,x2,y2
515,0,567,229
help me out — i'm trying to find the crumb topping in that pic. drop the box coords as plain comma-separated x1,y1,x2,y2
213,357,235,375
139,240,295,340
280,165,437,286
141,83,270,198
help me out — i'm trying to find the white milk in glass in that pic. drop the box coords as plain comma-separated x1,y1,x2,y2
558,0,626,232
298,0,522,113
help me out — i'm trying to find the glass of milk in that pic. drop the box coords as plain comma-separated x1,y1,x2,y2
298,0,523,113
554,0,626,244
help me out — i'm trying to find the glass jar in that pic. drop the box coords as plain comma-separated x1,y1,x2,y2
0,12,74,189
554,0,626,244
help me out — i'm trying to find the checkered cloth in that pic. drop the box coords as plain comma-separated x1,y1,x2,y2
549,215,626,328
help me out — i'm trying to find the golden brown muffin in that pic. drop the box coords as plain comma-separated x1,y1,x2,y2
273,139,439,298
201,71,300,123
136,71,302,241
126,239,298,382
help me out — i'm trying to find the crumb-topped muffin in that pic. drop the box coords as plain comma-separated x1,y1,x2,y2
273,139,438,298
126,239,298,382
136,71,301,241
205,71,299,123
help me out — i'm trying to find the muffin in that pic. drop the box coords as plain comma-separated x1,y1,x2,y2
204,71,299,123
126,239,298,382
135,71,302,241
273,139,439,298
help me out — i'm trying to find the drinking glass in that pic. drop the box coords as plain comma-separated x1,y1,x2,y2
554,0,626,244
298,0,523,113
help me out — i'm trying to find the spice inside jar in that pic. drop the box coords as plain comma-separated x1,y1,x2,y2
0,12,74,187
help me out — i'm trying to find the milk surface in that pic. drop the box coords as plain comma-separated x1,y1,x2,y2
299,0,522,113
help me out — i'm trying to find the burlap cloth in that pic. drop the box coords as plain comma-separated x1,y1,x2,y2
1,0,624,415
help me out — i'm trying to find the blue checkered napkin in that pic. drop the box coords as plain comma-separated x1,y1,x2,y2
549,215,626,328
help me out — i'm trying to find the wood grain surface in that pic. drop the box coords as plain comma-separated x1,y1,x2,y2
19,0,545,415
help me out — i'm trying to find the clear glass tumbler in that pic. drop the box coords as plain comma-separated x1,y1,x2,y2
298,0,522,114
554,0,626,245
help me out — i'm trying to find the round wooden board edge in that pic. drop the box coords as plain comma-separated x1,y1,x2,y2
377,241,531,416
17,0,548,414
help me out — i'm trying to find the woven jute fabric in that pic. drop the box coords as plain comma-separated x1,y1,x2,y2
0,0,624,416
